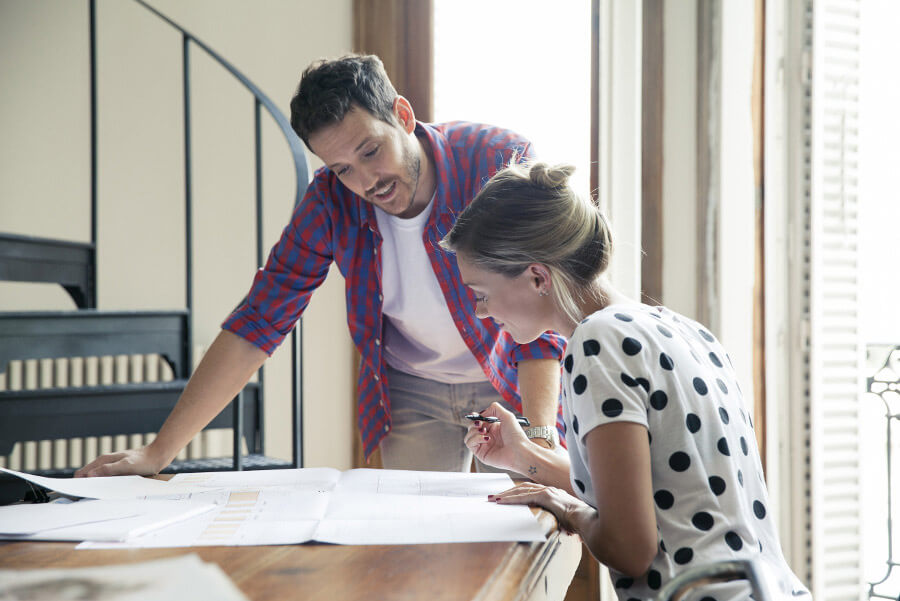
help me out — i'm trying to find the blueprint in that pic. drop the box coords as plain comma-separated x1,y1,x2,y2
2,467,546,548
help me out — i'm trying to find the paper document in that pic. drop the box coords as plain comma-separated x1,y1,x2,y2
2,467,546,548
0,554,248,601
0,466,219,500
0,498,216,541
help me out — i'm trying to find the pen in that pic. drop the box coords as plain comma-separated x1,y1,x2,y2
464,412,530,428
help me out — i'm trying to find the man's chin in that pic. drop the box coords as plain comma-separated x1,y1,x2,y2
367,193,410,216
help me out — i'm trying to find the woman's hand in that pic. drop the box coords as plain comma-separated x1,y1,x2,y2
489,481,588,534
75,445,167,478
463,402,533,473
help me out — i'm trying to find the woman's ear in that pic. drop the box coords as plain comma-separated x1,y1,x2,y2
528,264,552,295
392,96,416,133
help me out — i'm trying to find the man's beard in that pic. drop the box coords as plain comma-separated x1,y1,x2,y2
400,141,422,213
365,139,423,216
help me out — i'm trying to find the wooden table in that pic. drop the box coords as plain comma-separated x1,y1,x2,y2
0,509,581,601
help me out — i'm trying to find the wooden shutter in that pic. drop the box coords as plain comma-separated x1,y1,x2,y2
805,0,864,598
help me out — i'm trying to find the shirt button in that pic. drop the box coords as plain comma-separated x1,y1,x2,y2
383,425,389,433
378,294,383,302
374,248,379,256
375,339,381,346
374,374,380,381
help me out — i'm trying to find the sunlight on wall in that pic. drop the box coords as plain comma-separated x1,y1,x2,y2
433,0,592,197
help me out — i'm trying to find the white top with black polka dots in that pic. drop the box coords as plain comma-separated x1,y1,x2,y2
562,303,810,601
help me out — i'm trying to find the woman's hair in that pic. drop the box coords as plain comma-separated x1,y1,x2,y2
440,161,613,325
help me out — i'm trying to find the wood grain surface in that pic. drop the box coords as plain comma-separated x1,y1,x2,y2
0,509,581,601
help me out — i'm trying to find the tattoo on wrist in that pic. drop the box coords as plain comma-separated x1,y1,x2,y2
528,465,537,476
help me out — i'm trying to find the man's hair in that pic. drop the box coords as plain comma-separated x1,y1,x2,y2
290,54,398,148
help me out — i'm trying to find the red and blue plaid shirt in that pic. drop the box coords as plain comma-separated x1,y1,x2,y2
223,121,567,458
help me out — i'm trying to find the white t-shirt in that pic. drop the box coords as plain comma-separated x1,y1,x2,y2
562,303,810,601
374,199,485,384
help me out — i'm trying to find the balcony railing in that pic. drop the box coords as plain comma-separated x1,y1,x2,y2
866,343,900,601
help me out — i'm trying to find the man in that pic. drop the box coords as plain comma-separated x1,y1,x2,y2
77,54,564,477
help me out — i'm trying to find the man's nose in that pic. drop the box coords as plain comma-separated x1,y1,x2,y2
360,167,380,196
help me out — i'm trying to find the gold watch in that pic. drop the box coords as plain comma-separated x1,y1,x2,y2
524,425,557,449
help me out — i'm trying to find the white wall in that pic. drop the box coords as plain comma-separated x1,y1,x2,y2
0,0,356,470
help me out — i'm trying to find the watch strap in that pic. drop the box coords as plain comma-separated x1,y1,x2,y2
523,425,557,448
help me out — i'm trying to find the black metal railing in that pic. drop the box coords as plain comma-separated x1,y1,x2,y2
93,0,309,468
866,343,900,601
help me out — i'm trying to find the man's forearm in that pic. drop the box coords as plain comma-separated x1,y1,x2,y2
516,358,561,429
148,329,269,467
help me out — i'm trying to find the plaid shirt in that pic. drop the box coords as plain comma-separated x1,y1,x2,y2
223,121,567,458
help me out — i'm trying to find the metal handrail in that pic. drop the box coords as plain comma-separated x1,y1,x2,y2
130,0,310,190
92,0,308,468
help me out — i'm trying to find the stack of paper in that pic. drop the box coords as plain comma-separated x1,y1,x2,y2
0,554,248,601
0,498,215,542
0,466,547,548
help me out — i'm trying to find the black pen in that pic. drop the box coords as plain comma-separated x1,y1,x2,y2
464,412,530,428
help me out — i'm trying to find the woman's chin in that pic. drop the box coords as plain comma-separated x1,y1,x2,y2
508,330,540,345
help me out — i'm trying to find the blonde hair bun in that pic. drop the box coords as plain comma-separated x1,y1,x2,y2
528,162,575,190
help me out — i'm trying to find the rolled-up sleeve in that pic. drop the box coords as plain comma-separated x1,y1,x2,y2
222,180,335,355
510,331,567,365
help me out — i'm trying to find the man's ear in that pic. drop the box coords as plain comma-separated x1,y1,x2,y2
393,96,416,133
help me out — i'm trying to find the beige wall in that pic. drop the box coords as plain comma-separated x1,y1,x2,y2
0,0,357,469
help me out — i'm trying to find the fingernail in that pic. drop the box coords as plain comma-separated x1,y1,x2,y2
483,436,490,441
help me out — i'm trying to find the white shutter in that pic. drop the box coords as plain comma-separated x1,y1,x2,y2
806,0,864,600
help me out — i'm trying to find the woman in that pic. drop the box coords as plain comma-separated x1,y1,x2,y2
440,162,810,601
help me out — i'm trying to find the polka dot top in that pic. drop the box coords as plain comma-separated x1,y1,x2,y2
561,303,810,601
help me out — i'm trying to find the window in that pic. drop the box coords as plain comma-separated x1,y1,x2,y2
859,0,900,595
433,0,592,196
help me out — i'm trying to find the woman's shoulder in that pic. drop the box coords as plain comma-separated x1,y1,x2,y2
575,303,668,336
572,303,715,361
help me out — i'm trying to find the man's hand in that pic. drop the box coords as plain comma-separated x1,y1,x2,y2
75,445,167,478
